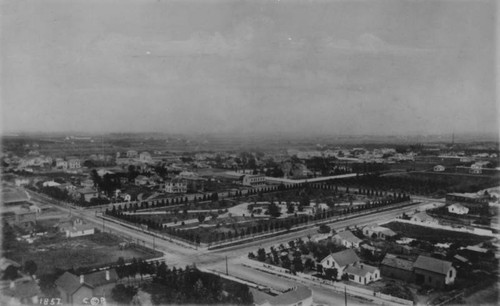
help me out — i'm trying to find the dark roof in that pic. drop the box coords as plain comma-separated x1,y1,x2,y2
381,254,414,271
413,255,453,275
272,286,312,305
2,188,29,204
83,269,119,287
55,269,118,295
54,272,82,295
77,188,98,194
324,249,360,267
251,286,312,306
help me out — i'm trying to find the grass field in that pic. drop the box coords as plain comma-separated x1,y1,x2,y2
383,222,492,244
6,232,159,275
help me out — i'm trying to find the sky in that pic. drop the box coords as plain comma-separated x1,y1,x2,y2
1,0,498,136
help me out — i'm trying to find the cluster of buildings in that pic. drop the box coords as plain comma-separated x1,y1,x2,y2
0,258,41,305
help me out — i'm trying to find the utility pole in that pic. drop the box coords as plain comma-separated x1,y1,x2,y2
225,256,228,275
344,286,347,306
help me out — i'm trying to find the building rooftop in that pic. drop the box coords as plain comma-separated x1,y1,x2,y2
345,263,378,277
2,188,30,205
334,230,363,244
55,269,118,295
250,286,312,306
413,255,452,275
323,249,360,267
381,254,414,271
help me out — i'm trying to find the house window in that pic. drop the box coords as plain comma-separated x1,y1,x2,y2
448,270,452,278
349,274,355,280
428,276,432,282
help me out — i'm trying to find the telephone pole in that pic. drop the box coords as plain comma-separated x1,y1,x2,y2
344,286,347,306
225,256,228,275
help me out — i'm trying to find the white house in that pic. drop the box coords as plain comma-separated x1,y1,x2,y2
363,226,397,240
241,174,266,187
126,150,138,158
333,230,363,248
411,212,438,225
164,179,187,194
470,163,483,174
57,218,95,238
345,263,381,285
139,152,152,162
14,178,30,187
56,159,68,170
43,181,61,187
68,159,81,169
320,249,360,279
134,175,150,186
447,203,469,215
433,165,445,172
121,193,132,202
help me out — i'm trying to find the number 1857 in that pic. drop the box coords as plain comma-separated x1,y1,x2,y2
39,298,62,305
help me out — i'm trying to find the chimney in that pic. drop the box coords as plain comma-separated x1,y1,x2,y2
9,281,15,289
105,270,110,281
80,275,84,284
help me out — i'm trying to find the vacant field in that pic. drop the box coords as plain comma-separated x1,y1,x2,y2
383,222,492,244
6,232,160,275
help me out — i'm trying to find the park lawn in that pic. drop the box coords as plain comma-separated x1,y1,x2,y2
7,232,158,275
383,222,492,244
179,218,264,243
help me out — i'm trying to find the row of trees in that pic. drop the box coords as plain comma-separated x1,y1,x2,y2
106,190,410,246
330,173,492,195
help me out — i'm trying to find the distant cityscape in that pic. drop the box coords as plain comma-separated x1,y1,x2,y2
1,133,499,305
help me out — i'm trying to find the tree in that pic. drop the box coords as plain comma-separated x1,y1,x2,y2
316,264,323,274
325,268,338,280
197,214,206,224
3,265,18,280
24,260,37,277
211,192,219,202
281,256,291,270
111,284,137,304
268,202,281,218
292,255,304,273
318,224,331,234
257,248,266,262
90,169,101,188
